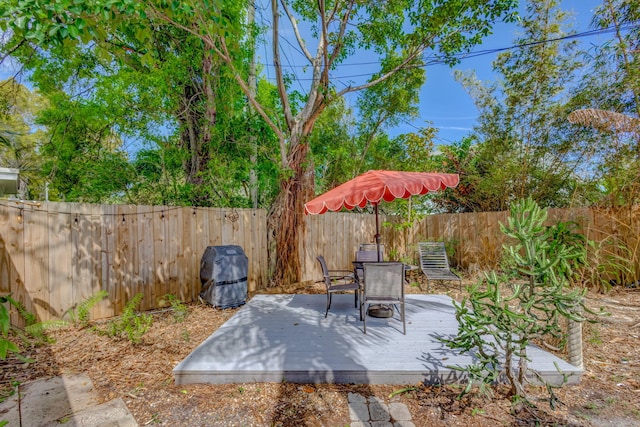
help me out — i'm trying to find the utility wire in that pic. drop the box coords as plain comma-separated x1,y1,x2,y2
256,21,640,82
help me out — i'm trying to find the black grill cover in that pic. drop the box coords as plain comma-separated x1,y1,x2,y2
199,245,248,309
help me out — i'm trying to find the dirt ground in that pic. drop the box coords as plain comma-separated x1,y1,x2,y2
1,274,639,427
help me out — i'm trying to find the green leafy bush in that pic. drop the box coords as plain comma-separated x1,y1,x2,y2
0,295,21,360
160,294,189,323
444,198,601,407
107,293,153,344
67,290,109,327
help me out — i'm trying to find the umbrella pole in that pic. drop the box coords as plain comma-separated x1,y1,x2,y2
374,203,381,261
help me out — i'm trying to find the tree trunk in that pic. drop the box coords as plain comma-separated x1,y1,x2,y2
267,137,314,287
247,1,259,209
178,52,217,202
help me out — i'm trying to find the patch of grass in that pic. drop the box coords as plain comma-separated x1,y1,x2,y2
574,411,593,421
0,380,19,404
471,407,486,416
159,294,189,323
389,386,417,398
146,413,161,424
584,402,599,411
130,383,146,396
588,327,602,345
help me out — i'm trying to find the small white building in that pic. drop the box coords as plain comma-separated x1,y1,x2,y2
0,167,19,196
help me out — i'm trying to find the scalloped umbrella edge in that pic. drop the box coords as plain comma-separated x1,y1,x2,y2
304,170,459,258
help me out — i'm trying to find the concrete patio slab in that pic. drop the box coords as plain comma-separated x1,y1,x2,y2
0,373,138,427
173,294,582,386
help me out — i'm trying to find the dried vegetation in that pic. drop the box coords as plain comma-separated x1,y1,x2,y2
1,276,639,426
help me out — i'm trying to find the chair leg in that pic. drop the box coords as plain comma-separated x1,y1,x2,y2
354,290,358,308
401,303,406,335
325,292,332,318
363,303,367,334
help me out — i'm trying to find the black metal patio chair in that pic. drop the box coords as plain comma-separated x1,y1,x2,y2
362,262,406,335
316,255,360,318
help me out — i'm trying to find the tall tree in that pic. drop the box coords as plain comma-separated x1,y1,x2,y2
1,0,517,285
567,0,640,207
1,2,261,206
151,0,517,285
443,0,592,211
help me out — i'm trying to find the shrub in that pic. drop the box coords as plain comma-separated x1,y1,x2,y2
444,198,602,408
160,294,189,323
107,293,153,344
0,295,21,360
66,290,109,327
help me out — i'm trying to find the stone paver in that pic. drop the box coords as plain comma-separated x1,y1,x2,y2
349,392,367,403
0,374,138,427
389,402,412,421
348,393,413,426
349,402,371,421
369,402,390,421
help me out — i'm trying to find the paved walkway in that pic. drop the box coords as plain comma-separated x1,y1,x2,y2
348,392,415,427
0,374,138,427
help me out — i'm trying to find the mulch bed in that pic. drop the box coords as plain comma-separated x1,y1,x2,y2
2,276,639,426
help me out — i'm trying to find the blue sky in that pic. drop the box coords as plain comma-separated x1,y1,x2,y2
396,0,605,144
253,1,608,146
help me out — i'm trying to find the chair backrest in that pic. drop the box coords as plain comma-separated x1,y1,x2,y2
363,262,404,299
359,243,384,261
418,242,451,270
316,255,330,282
356,250,379,263
354,250,378,282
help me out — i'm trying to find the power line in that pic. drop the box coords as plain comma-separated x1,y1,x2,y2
256,21,640,82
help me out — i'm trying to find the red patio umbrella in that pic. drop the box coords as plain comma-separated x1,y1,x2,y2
304,170,459,259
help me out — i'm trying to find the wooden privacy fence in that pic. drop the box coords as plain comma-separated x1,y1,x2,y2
0,202,267,325
314,206,639,284
1,201,638,324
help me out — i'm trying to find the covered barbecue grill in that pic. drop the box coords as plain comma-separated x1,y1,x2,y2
199,245,248,309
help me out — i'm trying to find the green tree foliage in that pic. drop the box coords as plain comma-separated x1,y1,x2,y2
567,0,640,207
38,93,134,202
1,0,277,206
589,0,640,118
432,0,596,212
1,0,517,285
